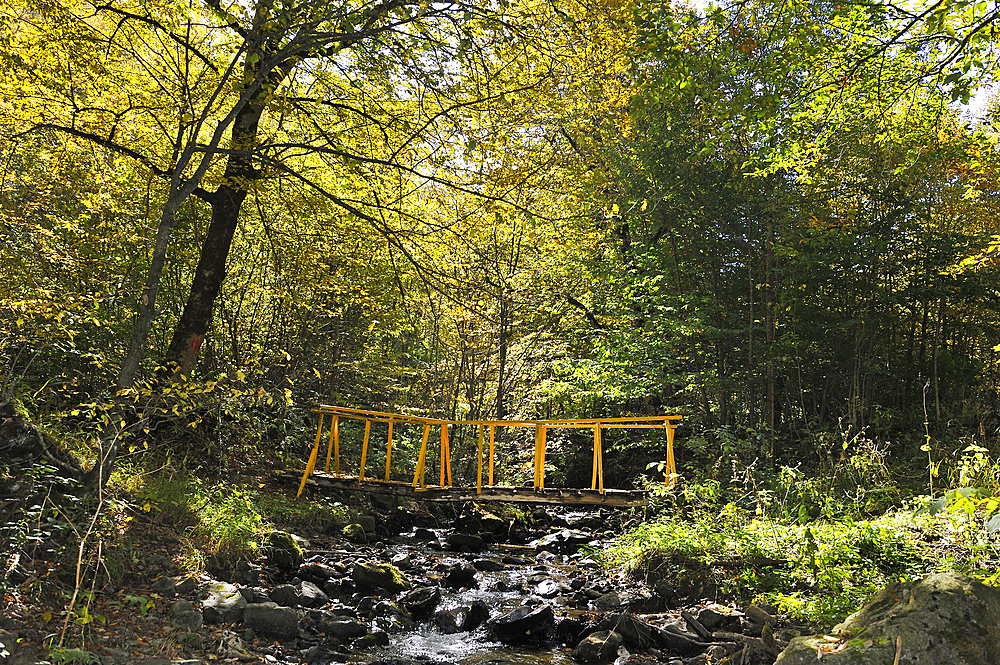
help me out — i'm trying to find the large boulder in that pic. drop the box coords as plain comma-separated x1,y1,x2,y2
242,602,300,641
400,586,442,618
352,562,411,593
531,529,594,555
776,573,1000,665
201,582,248,624
572,630,623,663
489,604,554,643
263,531,304,570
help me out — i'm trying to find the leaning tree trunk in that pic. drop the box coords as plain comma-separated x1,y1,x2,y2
163,185,247,377
162,66,277,377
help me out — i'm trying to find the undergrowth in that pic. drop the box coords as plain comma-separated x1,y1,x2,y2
607,434,1000,627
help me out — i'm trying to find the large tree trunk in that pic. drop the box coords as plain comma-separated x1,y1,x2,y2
164,185,246,376
162,66,275,376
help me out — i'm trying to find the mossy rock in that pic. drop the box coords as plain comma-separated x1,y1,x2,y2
343,523,368,543
352,562,411,593
264,530,304,570
776,573,1000,665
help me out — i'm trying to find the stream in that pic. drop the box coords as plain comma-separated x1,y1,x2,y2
192,504,794,665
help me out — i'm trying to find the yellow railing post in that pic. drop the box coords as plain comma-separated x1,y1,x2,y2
385,421,394,481
412,424,430,488
534,424,547,489
597,424,604,494
333,416,340,475
298,413,325,498
324,414,335,473
488,424,495,486
359,419,371,482
440,424,452,487
591,424,601,491
476,424,484,494
665,421,677,488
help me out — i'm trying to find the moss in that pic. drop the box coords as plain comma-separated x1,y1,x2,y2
343,523,368,543
353,561,411,593
264,530,304,569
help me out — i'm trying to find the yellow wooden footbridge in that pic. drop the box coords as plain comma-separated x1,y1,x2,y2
295,405,680,506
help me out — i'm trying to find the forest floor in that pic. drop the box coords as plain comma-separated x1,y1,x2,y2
3,467,1000,665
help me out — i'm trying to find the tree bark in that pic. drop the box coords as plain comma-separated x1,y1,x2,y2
162,56,280,376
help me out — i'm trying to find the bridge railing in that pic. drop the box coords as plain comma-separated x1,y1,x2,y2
296,405,681,498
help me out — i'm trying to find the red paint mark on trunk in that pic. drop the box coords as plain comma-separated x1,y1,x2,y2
190,335,203,354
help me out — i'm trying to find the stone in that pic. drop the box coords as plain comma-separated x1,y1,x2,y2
352,562,411,593
263,531,304,570
463,600,489,632
431,602,484,635
400,586,442,618
298,581,329,608
323,619,368,641
572,630,623,663
435,607,465,634
413,527,437,540
371,600,414,634
446,533,486,552
152,576,177,596
356,596,380,618
444,560,478,588
390,553,412,570
745,604,776,626
355,515,378,533
0,631,18,661
536,579,563,599
300,563,340,583
696,608,726,631
354,631,390,648
202,582,248,624
776,572,1000,665
594,592,623,611
175,576,198,596
472,558,505,572
531,529,593,555
300,645,332,664
489,604,555,643
343,523,368,543
557,618,593,646
597,613,657,650
627,593,666,614
168,599,204,631
242,602,300,641
270,584,299,607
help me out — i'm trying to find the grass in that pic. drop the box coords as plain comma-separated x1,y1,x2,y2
105,465,350,570
604,486,1000,627
603,507,934,625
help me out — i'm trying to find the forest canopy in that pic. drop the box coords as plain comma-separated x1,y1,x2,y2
3,0,1000,487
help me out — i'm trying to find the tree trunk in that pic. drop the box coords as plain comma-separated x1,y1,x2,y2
164,185,246,376
162,68,275,376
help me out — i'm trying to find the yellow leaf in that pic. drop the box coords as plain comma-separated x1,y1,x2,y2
313,368,322,379
143,441,149,449
128,445,137,453
611,203,619,214
142,503,151,512
41,612,52,622
641,199,648,211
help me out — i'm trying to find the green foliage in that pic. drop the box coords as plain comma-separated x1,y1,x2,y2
605,506,928,625
47,648,100,665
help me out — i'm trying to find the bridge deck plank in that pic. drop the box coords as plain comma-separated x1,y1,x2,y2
283,471,648,507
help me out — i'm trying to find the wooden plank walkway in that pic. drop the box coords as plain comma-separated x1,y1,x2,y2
286,471,649,507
